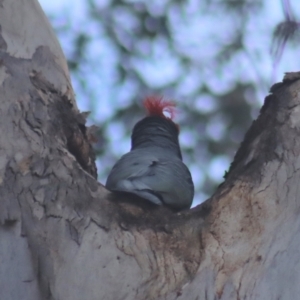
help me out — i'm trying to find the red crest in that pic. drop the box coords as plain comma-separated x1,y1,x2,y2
143,96,176,120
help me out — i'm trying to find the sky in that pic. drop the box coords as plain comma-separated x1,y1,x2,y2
38,0,300,124
38,0,300,84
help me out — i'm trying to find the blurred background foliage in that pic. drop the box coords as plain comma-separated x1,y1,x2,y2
40,0,300,205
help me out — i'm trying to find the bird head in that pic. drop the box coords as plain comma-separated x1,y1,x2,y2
131,96,182,158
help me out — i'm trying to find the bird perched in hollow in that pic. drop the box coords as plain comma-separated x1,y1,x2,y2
105,96,194,211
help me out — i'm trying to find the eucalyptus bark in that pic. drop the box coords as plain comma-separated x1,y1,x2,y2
0,1,300,300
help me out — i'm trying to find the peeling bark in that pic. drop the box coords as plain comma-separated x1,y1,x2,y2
1,1,300,300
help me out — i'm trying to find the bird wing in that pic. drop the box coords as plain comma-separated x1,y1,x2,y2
106,149,194,209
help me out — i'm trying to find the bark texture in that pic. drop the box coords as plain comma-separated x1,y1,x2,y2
1,1,300,300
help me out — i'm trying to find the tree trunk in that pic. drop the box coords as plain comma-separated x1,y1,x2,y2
1,1,300,299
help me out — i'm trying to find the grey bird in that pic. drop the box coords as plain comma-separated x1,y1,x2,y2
105,97,194,211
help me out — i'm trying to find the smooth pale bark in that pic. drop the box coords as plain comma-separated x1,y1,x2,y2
1,1,300,300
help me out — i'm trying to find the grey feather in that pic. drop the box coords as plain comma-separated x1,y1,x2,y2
106,148,194,210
